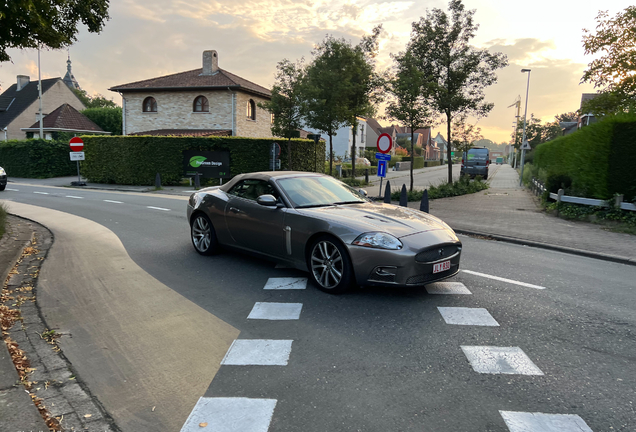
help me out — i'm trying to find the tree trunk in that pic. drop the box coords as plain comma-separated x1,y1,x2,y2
351,121,357,179
329,134,333,175
410,128,415,192
446,114,453,183
287,137,292,170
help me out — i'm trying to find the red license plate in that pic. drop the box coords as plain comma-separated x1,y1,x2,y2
433,260,451,274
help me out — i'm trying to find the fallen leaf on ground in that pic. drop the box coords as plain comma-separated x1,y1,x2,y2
199,422,208,427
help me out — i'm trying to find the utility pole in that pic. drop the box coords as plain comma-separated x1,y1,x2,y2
519,69,532,187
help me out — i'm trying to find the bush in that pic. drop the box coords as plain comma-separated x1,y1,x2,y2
534,113,636,201
401,156,425,169
81,135,325,185
0,139,76,178
390,176,489,201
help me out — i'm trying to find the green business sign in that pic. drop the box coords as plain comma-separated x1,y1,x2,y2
183,150,230,178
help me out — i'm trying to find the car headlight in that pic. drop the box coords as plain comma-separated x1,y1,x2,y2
0,168,5,176
352,232,403,250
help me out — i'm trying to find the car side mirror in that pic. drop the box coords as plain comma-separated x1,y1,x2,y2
256,194,279,207
358,188,368,197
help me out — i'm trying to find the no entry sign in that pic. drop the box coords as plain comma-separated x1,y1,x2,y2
69,137,84,152
376,133,392,154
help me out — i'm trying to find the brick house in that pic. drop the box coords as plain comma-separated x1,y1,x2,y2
109,50,273,138
0,75,86,141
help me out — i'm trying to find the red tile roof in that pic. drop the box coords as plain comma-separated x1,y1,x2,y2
109,68,271,98
23,103,104,132
128,129,232,137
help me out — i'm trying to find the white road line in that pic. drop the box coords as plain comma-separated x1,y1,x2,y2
500,411,593,432
461,346,544,375
146,206,170,211
180,397,277,432
6,188,18,191
264,277,307,290
103,200,124,204
426,282,471,295
65,195,83,199
248,302,303,320
33,191,49,195
462,270,546,290
221,339,293,366
438,307,499,326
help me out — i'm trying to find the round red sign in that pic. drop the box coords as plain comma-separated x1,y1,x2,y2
376,133,392,154
69,137,84,152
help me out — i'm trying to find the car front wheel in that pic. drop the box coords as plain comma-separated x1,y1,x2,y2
308,236,353,294
191,213,218,255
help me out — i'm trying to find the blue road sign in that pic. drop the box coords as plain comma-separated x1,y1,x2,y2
375,152,392,161
377,160,387,178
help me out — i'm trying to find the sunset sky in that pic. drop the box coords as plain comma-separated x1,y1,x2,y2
0,0,630,143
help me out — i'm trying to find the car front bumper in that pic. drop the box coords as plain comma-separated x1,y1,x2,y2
348,230,462,288
0,174,7,186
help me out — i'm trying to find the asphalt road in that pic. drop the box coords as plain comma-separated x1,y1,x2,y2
1,184,634,432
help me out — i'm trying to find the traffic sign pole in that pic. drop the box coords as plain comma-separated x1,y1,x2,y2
69,137,85,186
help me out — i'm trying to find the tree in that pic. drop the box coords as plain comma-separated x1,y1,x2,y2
342,26,383,178
581,7,636,115
386,50,434,191
258,58,307,170
408,0,508,183
451,117,483,156
73,89,117,109
0,0,110,62
82,107,122,135
304,38,351,175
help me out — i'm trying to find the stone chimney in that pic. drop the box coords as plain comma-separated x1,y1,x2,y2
202,50,218,75
17,75,30,91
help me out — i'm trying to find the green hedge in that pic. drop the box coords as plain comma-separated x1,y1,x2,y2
0,139,76,178
533,114,636,201
81,136,325,185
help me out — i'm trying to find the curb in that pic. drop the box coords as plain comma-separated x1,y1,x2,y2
454,228,636,267
2,215,120,432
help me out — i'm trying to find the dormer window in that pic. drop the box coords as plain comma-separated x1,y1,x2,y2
193,96,209,112
143,97,157,112
247,99,256,120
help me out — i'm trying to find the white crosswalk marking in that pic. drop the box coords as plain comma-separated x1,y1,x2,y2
462,270,546,290
426,281,471,294
33,191,49,195
181,397,277,432
500,411,593,432
146,206,170,211
438,307,499,326
248,302,303,320
461,346,544,375
103,199,123,204
263,277,307,290
221,339,293,366
66,195,83,199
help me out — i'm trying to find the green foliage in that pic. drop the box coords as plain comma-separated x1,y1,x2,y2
73,89,117,109
545,202,636,234
390,175,489,201
0,0,110,62
82,107,122,135
339,177,369,187
408,0,508,183
0,139,76,177
401,156,425,169
533,114,636,201
80,136,325,185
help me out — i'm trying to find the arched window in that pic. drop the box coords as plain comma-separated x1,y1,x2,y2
247,99,256,120
193,95,209,112
143,97,157,112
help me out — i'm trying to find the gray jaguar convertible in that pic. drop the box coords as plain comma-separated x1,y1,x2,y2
187,171,461,293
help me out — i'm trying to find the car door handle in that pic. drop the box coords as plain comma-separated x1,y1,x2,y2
229,206,242,214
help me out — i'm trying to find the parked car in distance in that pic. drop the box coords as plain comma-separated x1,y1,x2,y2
0,166,7,191
496,157,504,165
461,147,490,179
187,172,461,294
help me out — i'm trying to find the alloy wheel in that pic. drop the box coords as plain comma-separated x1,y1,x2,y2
311,240,344,289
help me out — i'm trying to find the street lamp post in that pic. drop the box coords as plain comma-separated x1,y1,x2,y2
519,69,531,187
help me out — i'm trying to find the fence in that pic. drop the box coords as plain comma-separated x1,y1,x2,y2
531,178,636,212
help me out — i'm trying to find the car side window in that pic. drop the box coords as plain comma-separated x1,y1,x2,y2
228,180,277,201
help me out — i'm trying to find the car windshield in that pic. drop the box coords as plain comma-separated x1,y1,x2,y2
467,150,488,161
277,176,369,208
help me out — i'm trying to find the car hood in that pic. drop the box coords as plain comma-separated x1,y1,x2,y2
297,202,453,237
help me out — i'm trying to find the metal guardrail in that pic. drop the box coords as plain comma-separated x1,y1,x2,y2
532,177,636,212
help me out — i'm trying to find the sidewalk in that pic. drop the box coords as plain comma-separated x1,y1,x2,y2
406,164,636,265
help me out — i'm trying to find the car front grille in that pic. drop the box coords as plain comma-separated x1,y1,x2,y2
415,244,461,263
406,264,459,285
